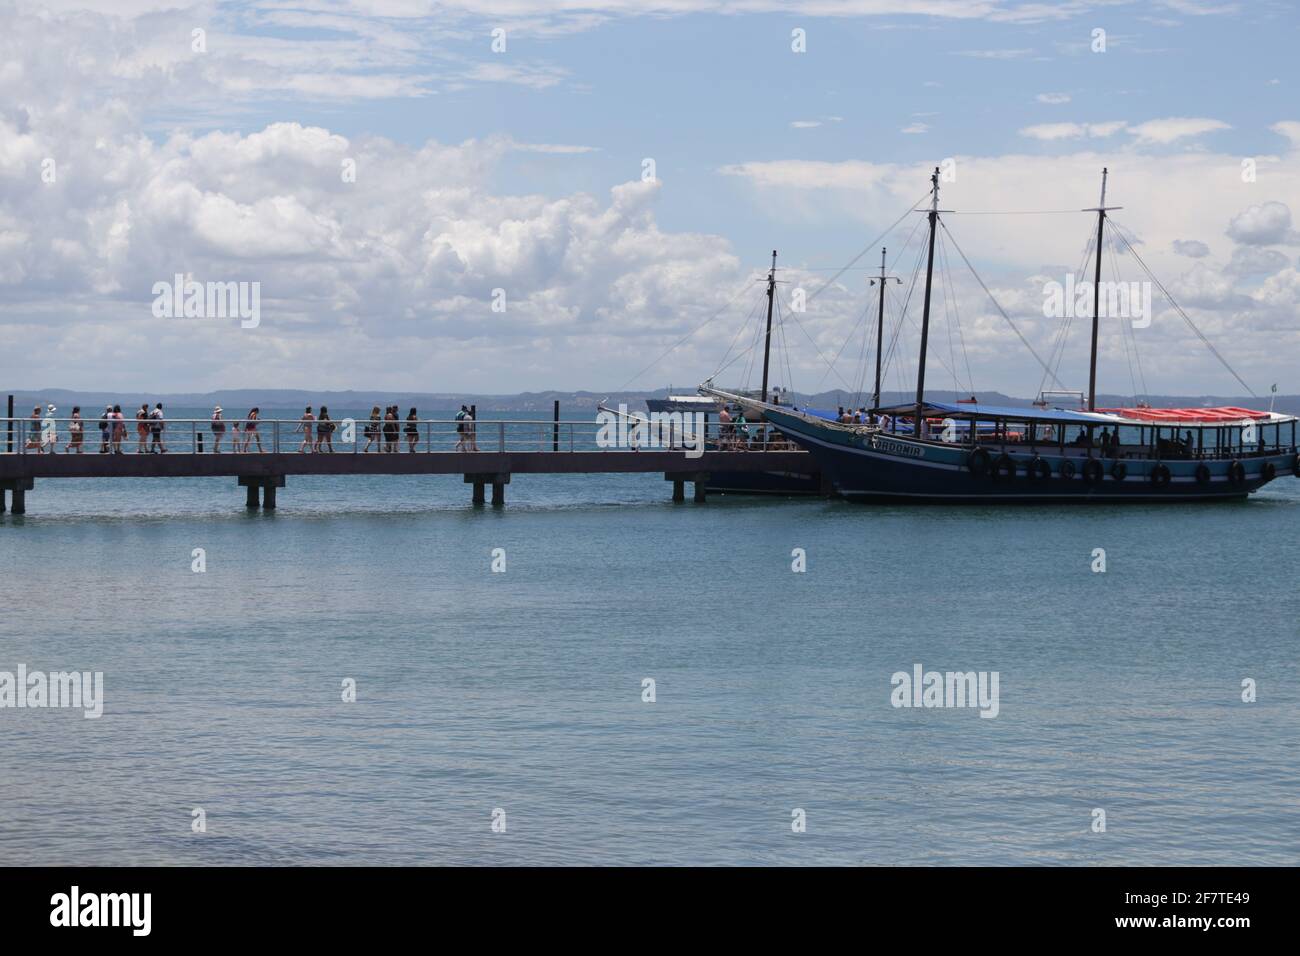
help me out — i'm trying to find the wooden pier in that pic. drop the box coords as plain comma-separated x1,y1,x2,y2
0,442,817,513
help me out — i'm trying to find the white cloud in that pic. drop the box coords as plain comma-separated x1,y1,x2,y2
1127,117,1230,144
1035,92,1071,104
901,122,929,134
1172,239,1210,258
1225,246,1289,276
1225,201,1299,246
952,48,1035,59
1019,121,1126,140
1270,121,1300,147
1019,117,1230,145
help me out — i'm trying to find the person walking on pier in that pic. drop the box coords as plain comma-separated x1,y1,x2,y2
405,407,419,452
98,406,111,453
135,404,150,453
296,406,314,453
466,406,478,452
41,404,58,453
382,405,398,453
148,403,166,453
210,405,226,453
454,405,469,452
26,406,42,453
316,406,334,452
243,408,262,453
112,404,127,454
64,407,83,454
363,406,380,453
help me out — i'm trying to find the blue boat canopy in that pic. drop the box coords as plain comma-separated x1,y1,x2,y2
873,400,1122,425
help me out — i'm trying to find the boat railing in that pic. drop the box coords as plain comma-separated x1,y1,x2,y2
871,428,1296,461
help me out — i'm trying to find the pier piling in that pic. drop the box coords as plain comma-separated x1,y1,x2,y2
238,475,284,510
1,477,32,514
465,473,509,506
665,471,709,503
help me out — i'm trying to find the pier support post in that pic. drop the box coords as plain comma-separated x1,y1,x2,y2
238,475,284,509
666,472,708,503
1,478,32,515
465,473,510,507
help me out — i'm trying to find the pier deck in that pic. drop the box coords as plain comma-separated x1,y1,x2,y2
0,415,818,512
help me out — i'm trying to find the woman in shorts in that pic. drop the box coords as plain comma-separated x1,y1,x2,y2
404,407,419,453
316,406,334,452
243,408,262,453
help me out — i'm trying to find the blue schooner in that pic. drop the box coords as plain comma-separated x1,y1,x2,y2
704,169,1299,503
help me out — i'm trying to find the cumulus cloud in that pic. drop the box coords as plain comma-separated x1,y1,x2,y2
1019,117,1229,144
1127,117,1230,144
1172,239,1210,258
1020,121,1126,140
1225,246,1289,276
1225,201,1299,246
0,1,1290,396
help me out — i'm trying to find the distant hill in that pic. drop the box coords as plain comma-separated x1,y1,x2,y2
5,386,1299,416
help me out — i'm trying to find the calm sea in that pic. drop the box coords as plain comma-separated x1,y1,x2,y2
2,408,1298,865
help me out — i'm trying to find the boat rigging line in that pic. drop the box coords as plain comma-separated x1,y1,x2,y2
938,218,1069,392
1108,216,1257,399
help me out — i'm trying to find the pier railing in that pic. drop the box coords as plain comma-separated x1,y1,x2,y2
0,417,802,456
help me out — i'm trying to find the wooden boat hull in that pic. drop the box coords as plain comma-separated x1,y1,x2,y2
765,408,1298,503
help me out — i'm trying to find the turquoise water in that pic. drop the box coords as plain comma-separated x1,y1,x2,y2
2,410,1298,865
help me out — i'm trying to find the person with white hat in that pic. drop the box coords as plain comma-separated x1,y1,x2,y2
210,405,226,453
98,405,112,453
41,403,57,453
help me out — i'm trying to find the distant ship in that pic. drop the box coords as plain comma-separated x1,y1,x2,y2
707,169,1299,502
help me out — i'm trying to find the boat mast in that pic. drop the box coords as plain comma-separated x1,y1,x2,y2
869,247,899,411
1085,167,1120,411
760,250,776,404
914,168,941,436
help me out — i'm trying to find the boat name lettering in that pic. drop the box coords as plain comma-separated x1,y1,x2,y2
871,436,925,458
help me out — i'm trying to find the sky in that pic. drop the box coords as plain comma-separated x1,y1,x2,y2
1,0,1298,401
